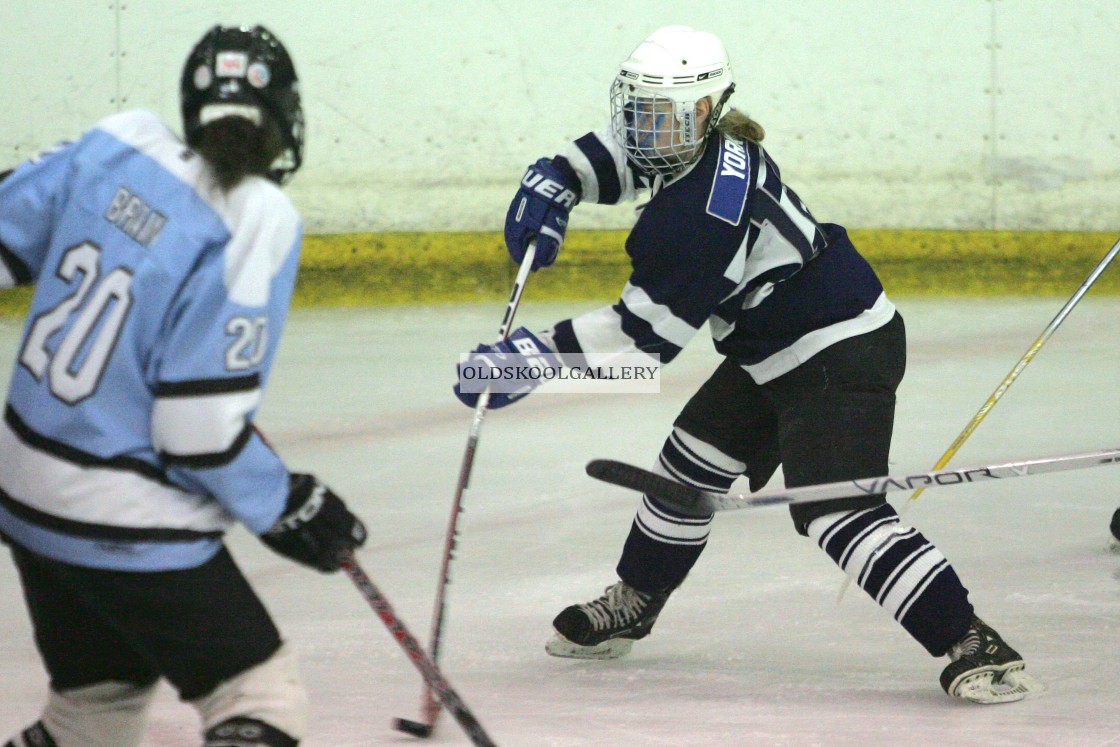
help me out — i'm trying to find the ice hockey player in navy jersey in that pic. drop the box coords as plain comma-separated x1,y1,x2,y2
0,26,366,747
456,25,1041,704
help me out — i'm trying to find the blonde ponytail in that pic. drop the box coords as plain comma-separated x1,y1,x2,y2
715,108,765,143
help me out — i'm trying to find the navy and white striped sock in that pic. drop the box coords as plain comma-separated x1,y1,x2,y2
808,503,974,656
617,428,743,592
4,721,57,747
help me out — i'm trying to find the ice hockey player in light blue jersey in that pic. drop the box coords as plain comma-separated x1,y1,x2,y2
0,25,365,747
0,108,301,571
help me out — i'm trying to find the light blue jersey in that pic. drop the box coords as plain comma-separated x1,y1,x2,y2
0,110,301,571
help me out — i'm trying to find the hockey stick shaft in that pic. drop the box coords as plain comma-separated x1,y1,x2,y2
905,233,1120,508
587,447,1120,514
340,554,497,747
400,245,537,736
832,234,1120,603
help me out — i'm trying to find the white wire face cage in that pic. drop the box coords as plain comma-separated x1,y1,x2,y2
610,77,709,177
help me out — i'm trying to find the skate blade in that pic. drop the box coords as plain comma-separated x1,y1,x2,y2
948,664,1045,704
545,633,634,660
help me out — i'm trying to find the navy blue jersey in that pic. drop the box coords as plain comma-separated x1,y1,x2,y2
0,110,300,571
543,127,895,383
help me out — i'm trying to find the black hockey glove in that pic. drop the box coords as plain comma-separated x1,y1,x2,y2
261,473,367,572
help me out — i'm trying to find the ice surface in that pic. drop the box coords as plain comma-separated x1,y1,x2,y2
1,298,1118,746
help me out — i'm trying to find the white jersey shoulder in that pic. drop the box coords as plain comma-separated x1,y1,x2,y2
214,178,300,307
97,109,300,306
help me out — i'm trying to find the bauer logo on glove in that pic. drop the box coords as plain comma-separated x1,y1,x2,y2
520,169,578,208
504,158,581,270
453,327,561,409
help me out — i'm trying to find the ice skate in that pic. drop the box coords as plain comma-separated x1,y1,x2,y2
940,617,1043,703
1109,508,1120,553
546,581,670,659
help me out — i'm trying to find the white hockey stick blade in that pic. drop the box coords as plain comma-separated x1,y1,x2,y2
586,447,1120,515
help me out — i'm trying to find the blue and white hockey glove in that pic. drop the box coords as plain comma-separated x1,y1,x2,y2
504,158,580,270
454,327,561,409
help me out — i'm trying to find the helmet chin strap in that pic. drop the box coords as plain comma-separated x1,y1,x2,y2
703,83,736,138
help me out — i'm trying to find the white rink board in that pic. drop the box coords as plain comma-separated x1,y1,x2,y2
2,2,1120,232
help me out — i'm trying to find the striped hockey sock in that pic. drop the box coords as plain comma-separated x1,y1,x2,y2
807,503,974,656
4,722,58,747
617,428,743,592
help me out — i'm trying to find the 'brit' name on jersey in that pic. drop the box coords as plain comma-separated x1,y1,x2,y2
105,186,167,247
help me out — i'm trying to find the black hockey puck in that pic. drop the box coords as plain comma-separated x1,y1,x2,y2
393,718,433,738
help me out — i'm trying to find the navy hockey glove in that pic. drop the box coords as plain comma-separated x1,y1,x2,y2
504,158,580,270
261,473,367,572
454,327,560,409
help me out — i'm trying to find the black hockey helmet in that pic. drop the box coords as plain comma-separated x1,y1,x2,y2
181,25,304,183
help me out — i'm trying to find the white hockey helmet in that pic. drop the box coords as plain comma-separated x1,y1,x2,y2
610,26,735,176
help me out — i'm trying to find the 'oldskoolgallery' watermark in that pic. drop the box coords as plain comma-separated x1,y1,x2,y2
457,352,661,395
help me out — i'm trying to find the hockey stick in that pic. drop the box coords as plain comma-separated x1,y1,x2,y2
586,446,1120,514
902,234,1119,512
393,244,537,739
834,233,1120,602
340,553,498,747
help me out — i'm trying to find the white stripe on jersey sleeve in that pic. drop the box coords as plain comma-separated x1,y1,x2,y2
566,305,641,363
620,282,699,348
152,389,261,457
559,127,640,205
738,220,807,310
778,187,820,245
560,140,602,205
721,233,749,288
